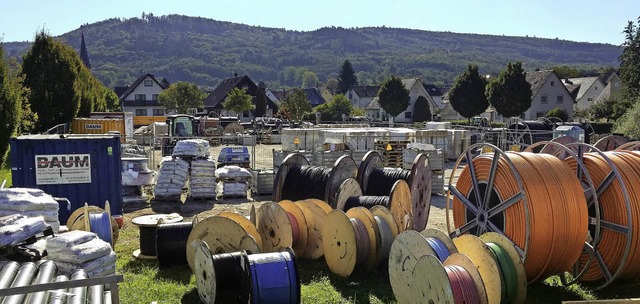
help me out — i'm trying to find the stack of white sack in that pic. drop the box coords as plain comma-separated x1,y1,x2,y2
0,214,49,248
214,165,252,179
172,139,210,158
154,158,189,200
0,188,60,232
216,181,248,197
190,159,216,199
46,230,116,277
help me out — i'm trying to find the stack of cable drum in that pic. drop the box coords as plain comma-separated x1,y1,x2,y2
447,140,640,289
388,229,526,304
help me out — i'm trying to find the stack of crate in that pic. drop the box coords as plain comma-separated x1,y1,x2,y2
403,143,445,194
375,140,411,168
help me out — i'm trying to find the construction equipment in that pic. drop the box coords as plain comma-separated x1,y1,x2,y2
162,114,201,156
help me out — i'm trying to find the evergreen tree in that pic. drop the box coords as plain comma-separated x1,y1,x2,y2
0,46,25,165
104,88,121,112
486,62,532,118
448,65,489,122
22,31,82,131
378,75,410,123
158,81,206,114
619,17,640,100
255,81,267,117
223,87,255,116
337,60,358,94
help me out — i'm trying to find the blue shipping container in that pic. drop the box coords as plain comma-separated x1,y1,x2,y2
10,134,123,222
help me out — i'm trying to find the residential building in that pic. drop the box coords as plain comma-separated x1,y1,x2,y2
203,75,279,120
117,73,168,117
270,88,327,108
596,72,623,103
395,78,439,123
346,85,380,109
524,70,574,120
563,77,605,110
365,98,385,121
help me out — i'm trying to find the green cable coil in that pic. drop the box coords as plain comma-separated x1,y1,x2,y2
486,242,518,303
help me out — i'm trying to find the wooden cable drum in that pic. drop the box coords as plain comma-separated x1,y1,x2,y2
594,134,629,151
421,228,459,259
273,153,357,208
346,207,380,272
187,215,261,272
256,202,293,253
295,200,329,259
217,212,264,252
452,234,502,304
278,200,309,257
480,232,527,304
68,203,120,246
615,141,640,151
444,253,489,304
370,205,399,239
562,144,636,289
194,240,250,304
299,198,333,214
410,254,456,304
388,230,437,304
131,213,183,259
524,140,602,285
447,143,588,282
335,178,412,233
358,151,432,231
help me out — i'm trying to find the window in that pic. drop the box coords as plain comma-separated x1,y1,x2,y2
144,80,153,87
541,95,548,104
404,112,412,119
550,81,555,87
152,94,159,100
187,108,197,115
536,112,545,118
557,95,564,103
587,97,593,102
135,109,147,116
135,94,146,101
152,109,164,116
348,92,352,99
595,86,598,90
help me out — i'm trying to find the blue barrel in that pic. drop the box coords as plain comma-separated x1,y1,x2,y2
244,248,300,304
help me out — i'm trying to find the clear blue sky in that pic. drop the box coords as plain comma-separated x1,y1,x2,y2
1,0,638,45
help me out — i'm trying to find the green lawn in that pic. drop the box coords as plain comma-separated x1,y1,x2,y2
0,164,11,188
111,223,636,304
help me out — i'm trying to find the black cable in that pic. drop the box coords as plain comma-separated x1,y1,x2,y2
282,165,332,201
344,196,390,211
211,252,250,303
156,222,193,267
139,226,158,256
367,168,411,196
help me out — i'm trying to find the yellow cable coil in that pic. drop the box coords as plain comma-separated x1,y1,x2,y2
574,151,640,282
453,152,588,281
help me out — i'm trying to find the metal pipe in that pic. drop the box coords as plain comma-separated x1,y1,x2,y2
88,284,104,304
48,275,70,304
103,291,112,304
66,269,88,304
2,262,38,304
25,260,58,304
0,262,20,303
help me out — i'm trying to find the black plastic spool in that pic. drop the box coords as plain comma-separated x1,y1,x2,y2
156,221,194,267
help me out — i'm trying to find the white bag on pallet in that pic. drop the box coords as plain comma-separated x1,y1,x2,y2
46,230,97,251
0,215,49,247
47,238,112,264
172,139,210,157
215,166,252,179
154,158,189,199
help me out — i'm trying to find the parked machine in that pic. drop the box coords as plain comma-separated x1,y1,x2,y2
162,114,201,156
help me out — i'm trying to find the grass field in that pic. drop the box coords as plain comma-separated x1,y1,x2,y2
0,163,11,188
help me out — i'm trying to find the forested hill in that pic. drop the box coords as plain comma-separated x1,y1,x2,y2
2,14,622,89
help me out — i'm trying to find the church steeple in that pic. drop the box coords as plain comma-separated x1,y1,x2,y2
80,32,91,69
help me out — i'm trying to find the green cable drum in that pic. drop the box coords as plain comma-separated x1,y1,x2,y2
486,242,518,304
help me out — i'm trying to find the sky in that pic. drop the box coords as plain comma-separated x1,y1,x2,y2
1,0,638,45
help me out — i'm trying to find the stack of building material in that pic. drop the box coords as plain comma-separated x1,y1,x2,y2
46,230,116,277
190,158,217,199
153,158,189,200
172,139,210,158
0,188,60,233
0,214,49,248
250,169,274,196
215,166,252,198
448,129,471,160
415,129,450,158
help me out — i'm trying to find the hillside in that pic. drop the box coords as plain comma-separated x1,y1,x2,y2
2,14,622,89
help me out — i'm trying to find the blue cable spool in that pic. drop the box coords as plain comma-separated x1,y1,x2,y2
427,237,451,262
88,212,113,246
244,248,300,304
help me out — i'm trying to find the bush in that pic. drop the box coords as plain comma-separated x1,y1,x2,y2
545,107,569,122
590,122,614,134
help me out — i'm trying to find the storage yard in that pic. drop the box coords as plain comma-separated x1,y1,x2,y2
3,121,640,303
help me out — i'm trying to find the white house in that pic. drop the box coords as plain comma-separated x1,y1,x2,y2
346,85,380,109
117,74,168,117
596,72,623,103
563,77,605,110
393,78,439,123
524,70,575,120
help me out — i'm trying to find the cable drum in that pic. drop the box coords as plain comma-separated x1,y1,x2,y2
358,151,432,231
156,221,193,267
448,143,588,282
244,248,300,304
350,218,371,268
274,153,357,208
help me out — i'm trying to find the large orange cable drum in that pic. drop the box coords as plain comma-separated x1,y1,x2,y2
452,151,588,281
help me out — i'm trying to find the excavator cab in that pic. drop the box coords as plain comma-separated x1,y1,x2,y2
162,114,200,156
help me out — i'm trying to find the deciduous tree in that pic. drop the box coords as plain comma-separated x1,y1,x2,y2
315,94,352,121
545,107,569,121
158,81,206,114
0,46,25,165
378,75,410,125
448,65,489,122
222,87,254,116
280,88,312,122
486,62,532,118
302,71,318,88
338,60,358,94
